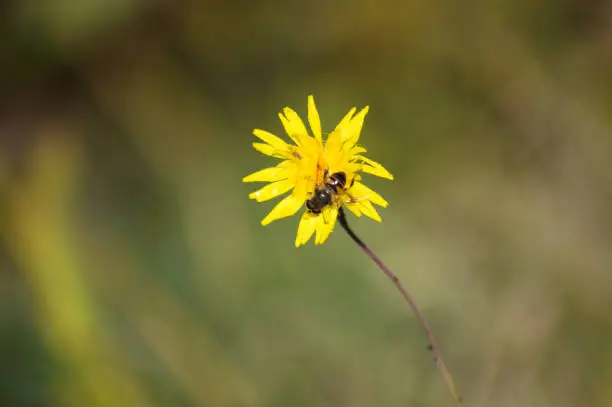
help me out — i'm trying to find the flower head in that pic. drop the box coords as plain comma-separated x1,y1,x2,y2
243,95,393,247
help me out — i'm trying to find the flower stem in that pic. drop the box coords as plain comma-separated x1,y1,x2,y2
337,207,462,406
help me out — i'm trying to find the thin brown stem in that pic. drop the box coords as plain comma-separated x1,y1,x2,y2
337,207,462,406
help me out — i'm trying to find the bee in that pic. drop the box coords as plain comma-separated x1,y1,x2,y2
306,170,352,215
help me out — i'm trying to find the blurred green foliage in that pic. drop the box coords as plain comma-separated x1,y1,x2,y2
2,1,612,406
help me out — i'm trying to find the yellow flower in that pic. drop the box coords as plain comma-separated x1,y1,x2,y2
243,95,393,247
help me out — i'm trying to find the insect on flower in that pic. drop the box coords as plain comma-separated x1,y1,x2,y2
305,170,350,215
243,95,393,247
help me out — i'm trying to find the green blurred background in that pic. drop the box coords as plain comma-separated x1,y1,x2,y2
2,1,612,406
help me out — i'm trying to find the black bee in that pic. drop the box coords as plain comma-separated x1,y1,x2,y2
306,170,348,214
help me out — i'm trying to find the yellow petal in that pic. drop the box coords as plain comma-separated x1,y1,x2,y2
307,95,322,142
253,129,290,150
331,107,356,146
295,211,317,247
279,114,302,147
357,200,382,222
344,106,369,146
360,164,394,180
279,106,310,147
324,129,343,157
249,179,294,202
344,203,363,217
261,194,304,225
334,107,356,132
298,133,321,156
354,155,394,180
351,145,367,155
293,174,313,201
253,142,288,159
283,107,309,136
315,205,338,244
348,182,388,207
243,165,290,183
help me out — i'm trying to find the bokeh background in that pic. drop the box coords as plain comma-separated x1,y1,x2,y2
2,1,612,406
